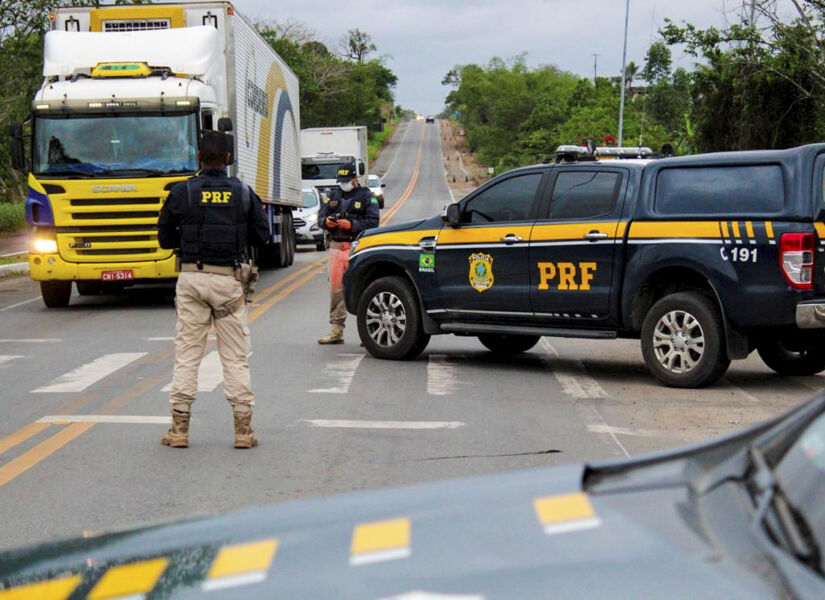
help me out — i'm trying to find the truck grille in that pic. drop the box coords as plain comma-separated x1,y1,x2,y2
102,19,171,32
55,195,172,263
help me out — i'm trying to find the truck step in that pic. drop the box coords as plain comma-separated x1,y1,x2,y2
439,322,617,339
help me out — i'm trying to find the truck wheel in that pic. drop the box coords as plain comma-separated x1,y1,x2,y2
41,281,72,308
76,281,101,296
284,212,295,266
478,334,540,356
641,291,730,388
357,276,430,360
757,337,825,376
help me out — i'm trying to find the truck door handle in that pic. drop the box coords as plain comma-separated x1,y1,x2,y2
500,234,523,244
584,231,608,241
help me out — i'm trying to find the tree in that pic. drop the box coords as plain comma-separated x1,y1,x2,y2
624,61,638,89
345,28,376,63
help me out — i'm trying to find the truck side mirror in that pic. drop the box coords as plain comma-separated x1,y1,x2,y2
441,202,461,227
224,134,235,166
358,161,365,176
217,117,233,133
8,123,25,172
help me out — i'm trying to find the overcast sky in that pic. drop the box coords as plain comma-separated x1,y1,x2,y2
236,0,797,116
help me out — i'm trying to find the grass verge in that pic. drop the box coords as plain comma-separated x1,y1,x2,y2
0,202,25,233
368,121,398,163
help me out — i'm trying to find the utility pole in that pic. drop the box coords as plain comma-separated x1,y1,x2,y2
617,0,630,147
592,53,600,85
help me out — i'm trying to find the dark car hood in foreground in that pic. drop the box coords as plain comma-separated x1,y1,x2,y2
2,398,823,599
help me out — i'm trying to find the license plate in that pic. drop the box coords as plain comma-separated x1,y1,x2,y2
101,270,133,282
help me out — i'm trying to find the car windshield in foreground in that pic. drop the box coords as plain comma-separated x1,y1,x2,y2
33,112,199,177
772,411,825,573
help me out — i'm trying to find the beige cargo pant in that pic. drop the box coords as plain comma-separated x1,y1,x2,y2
169,271,254,415
328,242,351,333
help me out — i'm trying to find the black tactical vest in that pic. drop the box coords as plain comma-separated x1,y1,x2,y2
326,187,371,242
178,175,251,266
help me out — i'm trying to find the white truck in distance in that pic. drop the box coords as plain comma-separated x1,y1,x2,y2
300,126,368,198
14,1,301,307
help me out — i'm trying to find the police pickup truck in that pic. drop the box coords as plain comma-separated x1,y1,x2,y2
343,144,825,387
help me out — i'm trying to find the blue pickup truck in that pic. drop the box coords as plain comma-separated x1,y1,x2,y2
344,144,825,387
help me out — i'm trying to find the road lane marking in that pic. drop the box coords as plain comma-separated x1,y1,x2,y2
0,423,95,488
577,404,631,458
0,338,60,343
350,518,411,566
0,355,25,366
309,353,364,393
161,350,222,392
300,420,465,430
587,424,659,437
381,120,413,179
203,539,278,592
0,422,52,458
0,297,41,312
247,261,326,323
38,415,171,425
381,128,425,225
88,557,169,600
427,354,460,396
32,353,147,393
0,574,82,599
540,339,608,399
146,337,174,341
533,493,601,536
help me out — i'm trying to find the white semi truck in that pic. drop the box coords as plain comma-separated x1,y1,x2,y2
9,2,301,307
300,126,368,198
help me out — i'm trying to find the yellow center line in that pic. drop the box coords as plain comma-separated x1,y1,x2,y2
0,423,95,488
0,422,51,458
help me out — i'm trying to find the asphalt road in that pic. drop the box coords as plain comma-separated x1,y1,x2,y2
0,119,822,552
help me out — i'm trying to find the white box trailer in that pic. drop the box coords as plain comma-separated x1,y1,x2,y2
26,1,300,283
300,126,368,195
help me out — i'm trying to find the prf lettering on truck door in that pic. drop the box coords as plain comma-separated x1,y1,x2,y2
537,262,597,291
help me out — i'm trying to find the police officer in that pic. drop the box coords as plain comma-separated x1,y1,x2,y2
317,164,380,344
157,131,269,449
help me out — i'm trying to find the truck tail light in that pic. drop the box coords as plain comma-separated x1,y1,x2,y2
779,232,816,290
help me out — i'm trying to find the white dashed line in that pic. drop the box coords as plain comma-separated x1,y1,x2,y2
32,353,147,393
308,353,364,394
300,420,465,430
427,354,460,396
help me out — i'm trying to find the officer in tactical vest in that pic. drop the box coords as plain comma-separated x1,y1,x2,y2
157,131,269,449
317,164,380,344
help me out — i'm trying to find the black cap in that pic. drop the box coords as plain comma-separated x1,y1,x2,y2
336,164,357,182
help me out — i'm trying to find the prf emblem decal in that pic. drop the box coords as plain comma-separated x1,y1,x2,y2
468,253,494,292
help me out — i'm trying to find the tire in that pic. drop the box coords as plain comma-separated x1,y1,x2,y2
357,276,430,360
76,281,101,296
478,334,540,356
284,212,295,266
640,291,730,388
757,337,825,376
40,281,71,308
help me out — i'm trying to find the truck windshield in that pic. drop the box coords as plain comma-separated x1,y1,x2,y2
302,162,351,181
33,112,198,176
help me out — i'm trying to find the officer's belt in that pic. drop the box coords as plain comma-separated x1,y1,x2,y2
179,262,236,276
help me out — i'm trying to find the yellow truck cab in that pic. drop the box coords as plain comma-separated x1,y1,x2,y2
10,2,301,307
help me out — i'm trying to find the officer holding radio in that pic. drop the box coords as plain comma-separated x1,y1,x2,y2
317,164,380,344
157,130,269,449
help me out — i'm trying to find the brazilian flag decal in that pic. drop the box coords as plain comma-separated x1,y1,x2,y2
419,253,435,271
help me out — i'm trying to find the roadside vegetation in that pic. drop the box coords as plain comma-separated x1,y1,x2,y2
443,1,825,170
0,202,24,233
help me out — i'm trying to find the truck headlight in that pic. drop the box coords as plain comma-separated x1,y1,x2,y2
33,239,58,254
350,240,359,254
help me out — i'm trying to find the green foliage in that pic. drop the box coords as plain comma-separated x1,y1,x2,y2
0,202,25,232
257,22,397,137
443,57,674,171
367,120,396,163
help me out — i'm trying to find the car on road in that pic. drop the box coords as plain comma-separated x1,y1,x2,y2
293,187,327,251
367,173,386,209
345,143,825,388
0,393,822,598
425,116,435,123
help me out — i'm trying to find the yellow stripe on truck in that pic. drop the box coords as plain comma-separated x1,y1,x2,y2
630,221,723,239
0,576,81,600
88,558,168,599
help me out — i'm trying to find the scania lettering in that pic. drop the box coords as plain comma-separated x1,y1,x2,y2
9,2,301,308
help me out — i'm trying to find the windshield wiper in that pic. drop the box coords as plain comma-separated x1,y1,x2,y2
749,445,820,569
